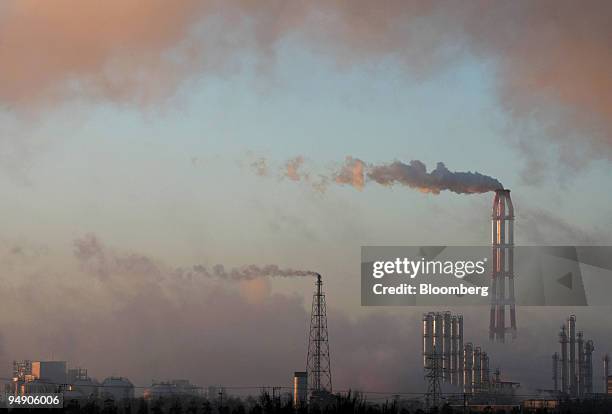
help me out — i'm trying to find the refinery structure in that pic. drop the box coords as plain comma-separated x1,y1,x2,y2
422,311,520,408
553,315,595,397
4,190,612,412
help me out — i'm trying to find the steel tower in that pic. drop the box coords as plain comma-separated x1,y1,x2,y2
490,189,517,342
425,351,442,409
307,274,332,394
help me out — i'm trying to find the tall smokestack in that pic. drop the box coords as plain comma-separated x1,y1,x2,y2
490,189,516,342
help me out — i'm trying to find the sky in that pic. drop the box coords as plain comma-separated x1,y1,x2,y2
0,0,611,396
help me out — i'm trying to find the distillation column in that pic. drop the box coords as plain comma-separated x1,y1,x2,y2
585,340,594,395
568,315,577,396
464,343,474,394
490,189,516,342
450,315,459,386
442,312,452,383
553,352,559,392
578,331,584,396
560,325,569,394
473,347,482,394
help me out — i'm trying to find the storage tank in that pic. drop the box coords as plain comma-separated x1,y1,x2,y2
293,372,308,407
71,378,99,399
101,377,134,401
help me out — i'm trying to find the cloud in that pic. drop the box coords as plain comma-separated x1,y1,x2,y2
334,157,366,191
284,156,306,182
517,207,612,244
0,1,609,161
250,157,268,177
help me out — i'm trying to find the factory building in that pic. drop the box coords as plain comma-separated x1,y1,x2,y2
552,315,595,397
11,360,66,395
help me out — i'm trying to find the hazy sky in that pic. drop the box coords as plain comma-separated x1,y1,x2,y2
0,0,611,396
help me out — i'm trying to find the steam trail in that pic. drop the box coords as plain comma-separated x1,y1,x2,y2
366,160,503,194
256,156,503,195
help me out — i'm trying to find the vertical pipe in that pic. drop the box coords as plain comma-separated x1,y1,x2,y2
434,313,443,382
464,343,473,394
442,312,452,383
577,332,584,396
560,325,568,394
568,315,576,396
451,316,458,386
481,352,489,392
423,313,434,369
585,340,594,395
473,347,482,394
458,315,464,389
553,353,559,392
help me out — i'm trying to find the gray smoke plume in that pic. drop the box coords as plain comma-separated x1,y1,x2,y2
367,160,503,194
74,234,317,282
185,264,317,280
257,156,503,195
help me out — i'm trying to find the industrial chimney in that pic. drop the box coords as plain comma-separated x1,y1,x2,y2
490,189,516,342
